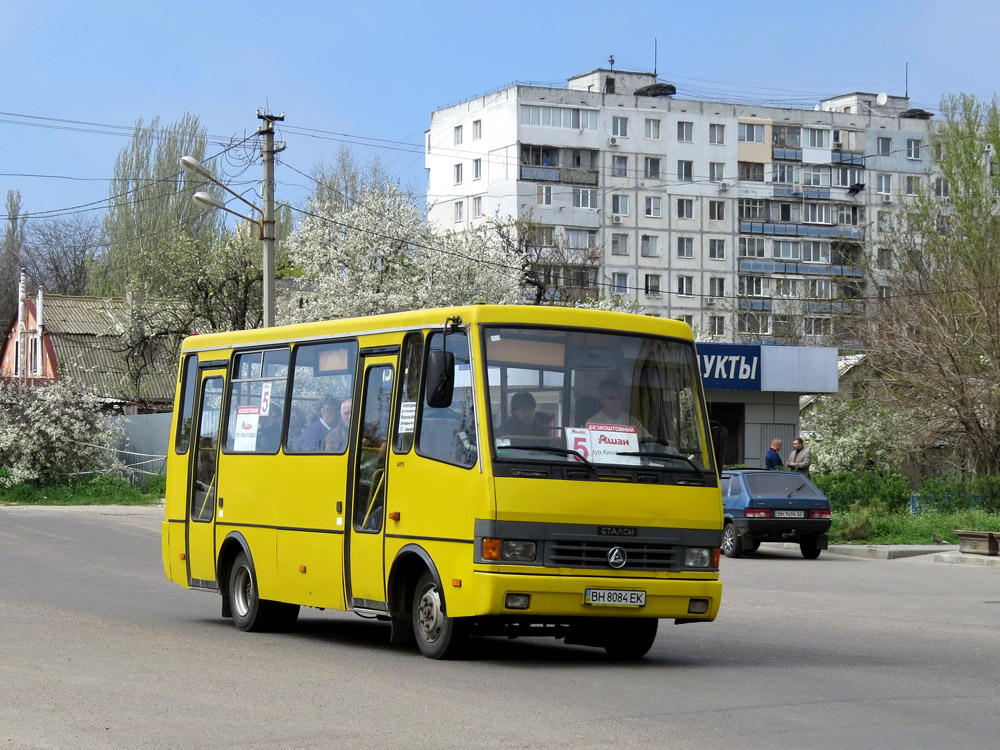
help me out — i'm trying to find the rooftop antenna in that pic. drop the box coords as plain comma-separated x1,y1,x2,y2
608,54,614,71
905,62,909,98
654,39,658,77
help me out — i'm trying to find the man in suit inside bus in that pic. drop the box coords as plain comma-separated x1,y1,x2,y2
297,396,337,452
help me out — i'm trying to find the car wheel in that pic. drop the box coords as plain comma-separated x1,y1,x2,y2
722,523,743,558
800,536,822,559
603,619,658,660
412,570,467,659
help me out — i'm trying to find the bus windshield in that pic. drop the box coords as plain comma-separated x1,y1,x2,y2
483,326,714,472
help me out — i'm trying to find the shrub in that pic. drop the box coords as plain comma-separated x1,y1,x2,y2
812,470,910,514
142,473,167,498
0,379,125,487
915,474,1000,513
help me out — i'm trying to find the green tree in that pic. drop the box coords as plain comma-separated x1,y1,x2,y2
93,114,225,297
864,94,1000,474
2,190,26,324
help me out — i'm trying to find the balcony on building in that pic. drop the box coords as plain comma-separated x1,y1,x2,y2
519,145,600,186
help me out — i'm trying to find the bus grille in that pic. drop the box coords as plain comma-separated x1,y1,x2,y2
545,539,679,571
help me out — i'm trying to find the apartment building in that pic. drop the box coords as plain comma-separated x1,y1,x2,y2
425,69,937,343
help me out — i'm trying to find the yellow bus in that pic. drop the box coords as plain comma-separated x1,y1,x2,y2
162,305,722,659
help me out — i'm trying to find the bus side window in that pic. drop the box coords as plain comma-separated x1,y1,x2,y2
174,355,199,454
393,332,424,454
285,340,358,454
417,330,477,468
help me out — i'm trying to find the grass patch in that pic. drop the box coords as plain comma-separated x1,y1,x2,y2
0,474,164,506
830,509,1000,545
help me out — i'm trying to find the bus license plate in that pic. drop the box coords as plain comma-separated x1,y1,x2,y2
774,510,805,518
584,589,646,607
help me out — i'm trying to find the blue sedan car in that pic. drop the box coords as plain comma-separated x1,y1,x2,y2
721,470,832,559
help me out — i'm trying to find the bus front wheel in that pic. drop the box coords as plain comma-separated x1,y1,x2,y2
229,551,299,632
603,618,659,660
412,570,466,659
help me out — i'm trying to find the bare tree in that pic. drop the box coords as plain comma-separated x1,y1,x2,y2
2,190,26,324
21,214,100,296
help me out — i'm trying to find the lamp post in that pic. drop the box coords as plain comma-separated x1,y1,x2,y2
180,110,284,328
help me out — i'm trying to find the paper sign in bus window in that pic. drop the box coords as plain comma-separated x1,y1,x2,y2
233,406,260,451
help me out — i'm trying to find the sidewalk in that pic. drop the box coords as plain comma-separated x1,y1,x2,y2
827,543,1000,567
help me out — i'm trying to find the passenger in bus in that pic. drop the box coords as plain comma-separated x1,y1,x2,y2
586,377,652,438
499,391,547,438
324,398,353,453
534,410,557,437
257,406,283,453
296,396,337,452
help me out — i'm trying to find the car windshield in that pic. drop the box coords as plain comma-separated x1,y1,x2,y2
743,473,824,498
483,326,713,472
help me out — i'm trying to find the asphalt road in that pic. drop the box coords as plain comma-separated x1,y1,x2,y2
1,505,998,749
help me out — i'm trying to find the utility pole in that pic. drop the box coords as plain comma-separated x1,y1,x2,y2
257,110,285,328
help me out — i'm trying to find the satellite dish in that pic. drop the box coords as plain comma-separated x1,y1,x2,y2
876,92,888,107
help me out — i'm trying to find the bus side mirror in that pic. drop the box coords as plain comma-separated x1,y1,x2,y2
425,350,455,408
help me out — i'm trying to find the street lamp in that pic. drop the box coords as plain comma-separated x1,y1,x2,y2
180,111,283,328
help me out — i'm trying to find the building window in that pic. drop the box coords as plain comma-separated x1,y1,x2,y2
804,128,830,148
644,157,661,178
802,240,831,263
907,139,921,159
709,200,725,221
472,120,481,140
677,314,694,327
454,125,463,145
709,239,725,259
838,204,865,225
802,165,830,187
454,201,464,222
677,237,694,258
709,123,725,145
709,277,726,297
708,162,725,182
641,235,660,257
612,155,628,177
645,196,661,217
803,203,832,224
676,198,693,219
472,196,483,218
537,185,552,205
877,174,892,195
573,187,598,208
877,247,892,269
454,163,463,184
738,123,764,143
804,317,832,336
566,229,597,249
738,313,770,335
611,194,629,215
645,118,660,139
520,105,598,130
473,158,482,180
774,278,797,298
677,121,693,142
611,272,629,295
834,166,865,188
612,116,629,137
709,315,725,336
611,233,629,256
739,199,764,219
935,178,950,198
739,276,767,297
772,125,801,147
877,136,891,155
644,274,661,295
772,163,799,184
738,162,764,181
739,237,765,258
777,202,794,222
676,275,693,296
677,160,693,182
773,240,800,260
906,175,922,195
533,226,555,247
807,279,831,298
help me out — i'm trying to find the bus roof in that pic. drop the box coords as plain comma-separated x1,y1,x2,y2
179,304,694,353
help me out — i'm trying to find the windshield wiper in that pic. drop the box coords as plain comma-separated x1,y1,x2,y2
501,444,594,470
616,451,704,475
787,482,807,497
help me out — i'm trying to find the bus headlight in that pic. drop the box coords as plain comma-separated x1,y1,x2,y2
501,540,537,562
683,547,712,568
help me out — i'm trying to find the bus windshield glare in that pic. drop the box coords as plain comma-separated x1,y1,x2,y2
483,326,714,472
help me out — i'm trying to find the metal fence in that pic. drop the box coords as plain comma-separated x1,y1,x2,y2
113,412,171,485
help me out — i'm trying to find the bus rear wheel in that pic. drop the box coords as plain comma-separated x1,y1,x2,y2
229,551,299,632
412,570,466,659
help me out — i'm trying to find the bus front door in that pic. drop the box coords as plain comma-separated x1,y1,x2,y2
187,370,225,587
347,357,395,610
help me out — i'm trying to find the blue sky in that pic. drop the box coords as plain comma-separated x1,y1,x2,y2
3,0,998,222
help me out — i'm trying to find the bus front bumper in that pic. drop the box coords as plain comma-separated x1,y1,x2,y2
471,571,721,621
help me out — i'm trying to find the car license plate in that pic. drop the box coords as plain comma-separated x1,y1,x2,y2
584,589,646,607
774,510,805,518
